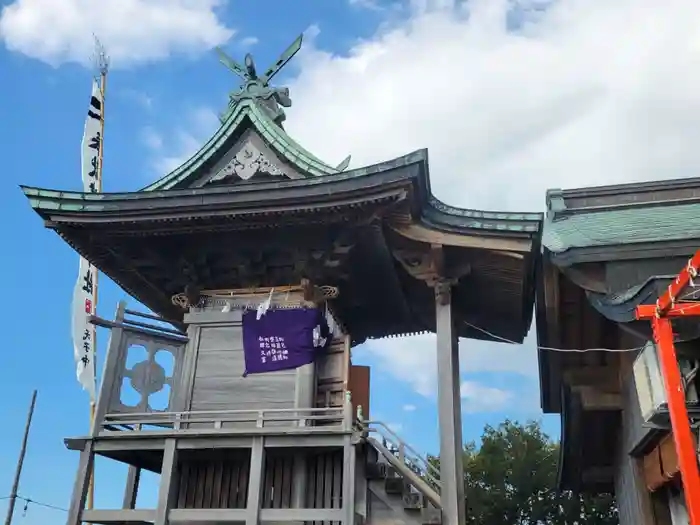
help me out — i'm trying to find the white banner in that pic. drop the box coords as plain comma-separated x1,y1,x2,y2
72,78,103,399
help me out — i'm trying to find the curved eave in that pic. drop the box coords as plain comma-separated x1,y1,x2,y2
142,99,341,192
21,149,544,239
427,198,541,235
585,278,700,343
585,277,672,324
21,160,421,223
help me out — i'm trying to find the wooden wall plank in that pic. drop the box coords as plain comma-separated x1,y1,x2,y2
615,356,656,525
281,456,293,509
220,461,232,509
324,453,334,509
190,324,296,416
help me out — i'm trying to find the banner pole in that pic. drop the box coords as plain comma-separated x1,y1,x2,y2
87,62,107,520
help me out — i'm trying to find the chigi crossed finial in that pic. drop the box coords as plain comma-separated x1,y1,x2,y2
215,35,303,128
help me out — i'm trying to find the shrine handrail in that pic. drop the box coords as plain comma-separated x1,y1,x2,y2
102,406,349,431
359,419,441,495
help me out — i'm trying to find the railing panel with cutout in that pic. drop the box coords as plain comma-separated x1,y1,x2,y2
91,304,189,430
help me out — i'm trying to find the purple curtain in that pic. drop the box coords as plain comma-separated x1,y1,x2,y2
242,308,330,375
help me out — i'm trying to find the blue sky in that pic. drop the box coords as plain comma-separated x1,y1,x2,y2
2,0,697,522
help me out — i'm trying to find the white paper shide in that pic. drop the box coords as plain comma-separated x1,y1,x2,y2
72,79,103,399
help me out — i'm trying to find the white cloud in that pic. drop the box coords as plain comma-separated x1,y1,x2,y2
353,332,538,398
121,89,153,110
239,36,259,49
0,0,234,67
349,0,386,11
403,404,417,412
285,0,700,213
460,381,512,413
278,0,700,405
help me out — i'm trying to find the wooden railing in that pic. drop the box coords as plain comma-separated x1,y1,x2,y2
101,404,353,433
358,418,442,507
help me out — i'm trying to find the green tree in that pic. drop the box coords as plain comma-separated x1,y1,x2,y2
429,420,618,525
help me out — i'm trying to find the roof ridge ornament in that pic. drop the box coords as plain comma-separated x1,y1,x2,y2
216,35,303,129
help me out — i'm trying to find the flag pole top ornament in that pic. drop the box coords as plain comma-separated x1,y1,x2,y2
92,35,110,77
215,34,303,128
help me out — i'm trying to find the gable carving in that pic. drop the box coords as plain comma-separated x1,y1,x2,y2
209,138,284,183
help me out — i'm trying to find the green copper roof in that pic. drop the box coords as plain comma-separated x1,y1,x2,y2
142,35,348,192
543,202,700,253
142,99,341,191
21,147,543,236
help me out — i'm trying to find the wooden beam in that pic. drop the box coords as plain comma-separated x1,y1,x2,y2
80,509,155,524
563,367,621,389
389,222,532,252
571,385,623,410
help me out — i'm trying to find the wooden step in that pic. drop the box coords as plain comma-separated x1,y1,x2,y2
384,476,406,495
366,460,388,479
422,506,442,525
403,491,422,510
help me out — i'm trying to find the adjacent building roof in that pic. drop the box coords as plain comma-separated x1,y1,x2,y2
543,180,700,264
536,176,700,493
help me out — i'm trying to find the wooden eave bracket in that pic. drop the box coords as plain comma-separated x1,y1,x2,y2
171,280,340,310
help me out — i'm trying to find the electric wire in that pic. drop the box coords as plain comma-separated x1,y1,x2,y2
463,321,645,353
0,494,67,513
459,270,700,354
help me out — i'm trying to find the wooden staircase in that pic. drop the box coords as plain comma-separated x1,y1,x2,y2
359,420,442,525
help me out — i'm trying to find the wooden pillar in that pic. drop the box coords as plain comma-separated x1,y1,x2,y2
154,439,179,525
435,281,466,525
342,435,356,525
65,441,94,525
246,437,265,525
122,465,141,509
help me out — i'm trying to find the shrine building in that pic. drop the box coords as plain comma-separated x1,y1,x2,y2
536,179,700,525
21,36,543,525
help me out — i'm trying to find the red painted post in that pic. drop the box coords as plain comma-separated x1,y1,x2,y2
650,316,700,525
636,250,700,525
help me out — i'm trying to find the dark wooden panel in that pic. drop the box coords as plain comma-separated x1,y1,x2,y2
262,452,295,509
302,449,344,525
176,452,251,509
349,365,370,419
